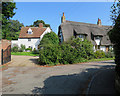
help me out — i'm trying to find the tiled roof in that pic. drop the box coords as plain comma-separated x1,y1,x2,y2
19,27,47,38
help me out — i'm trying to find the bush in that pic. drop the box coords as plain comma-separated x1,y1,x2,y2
105,50,114,58
39,31,59,48
11,46,19,52
94,50,105,59
32,48,39,54
25,48,32,52
38,38,94,65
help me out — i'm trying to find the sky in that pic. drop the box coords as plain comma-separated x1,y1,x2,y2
12,2,114,34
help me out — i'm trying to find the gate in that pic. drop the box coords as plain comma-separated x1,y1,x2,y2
1,45,11,65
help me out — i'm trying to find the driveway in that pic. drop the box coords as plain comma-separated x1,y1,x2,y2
1,55,116,95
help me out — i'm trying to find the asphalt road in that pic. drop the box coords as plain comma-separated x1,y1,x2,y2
86,66,116,95
1,55,116,95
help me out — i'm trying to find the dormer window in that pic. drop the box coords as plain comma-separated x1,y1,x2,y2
94,36,102,45
95,36,101,40
78,34,85,41
28,28,32,34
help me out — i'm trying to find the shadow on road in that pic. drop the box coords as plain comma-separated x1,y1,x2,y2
29,58,39,64
31,63,116,95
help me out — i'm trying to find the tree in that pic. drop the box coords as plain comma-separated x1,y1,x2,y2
39,32,59,47
2,2,18,40
2,2,16,24
2,20,24,40
27,20,51,28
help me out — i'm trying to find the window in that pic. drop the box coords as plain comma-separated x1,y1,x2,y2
28,28,33,34
29,46,32,49
78,34,85,41
28,38,31,41
28,31,32,34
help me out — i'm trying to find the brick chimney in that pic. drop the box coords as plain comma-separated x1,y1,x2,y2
61,12,66,23
39,23,43,28
97,18,102,26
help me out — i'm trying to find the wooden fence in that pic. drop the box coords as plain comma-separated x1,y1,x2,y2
1,45,11,65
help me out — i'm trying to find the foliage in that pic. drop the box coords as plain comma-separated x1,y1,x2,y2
109,1,120,77
105,50,114,58
2,2,16,23
38,38,94,65
2,2,24,40
2,19,24,40
19,44,26,52
25,48,32,51
94,50,105,59
39,32,59,47
32,48,39,54
70,38,94,59
11,45,19,53
28,20,50,28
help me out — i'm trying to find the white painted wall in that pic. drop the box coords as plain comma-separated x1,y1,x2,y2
11,40,18,48
39,27,51,41
95,39,101,45
17,27,51,50
93,45,96,52
100,46,106,52
18,38,40,50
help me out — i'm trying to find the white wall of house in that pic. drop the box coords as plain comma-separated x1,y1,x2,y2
11,40,18,48
100,46,106,52
95,39,101,45
39,27,51,41
17,27,51,50
18,38,40,50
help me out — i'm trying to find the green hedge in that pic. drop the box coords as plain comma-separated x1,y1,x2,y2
38,38,94,65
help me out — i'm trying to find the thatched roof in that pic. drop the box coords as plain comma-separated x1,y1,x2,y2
58,20,113,45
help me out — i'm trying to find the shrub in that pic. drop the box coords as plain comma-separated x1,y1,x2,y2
71,38,94,59
20,44,26,52
32,48,39,54
39,45,61,65
39,31,59,48
38,38,94,65
94,50,105,59
25,48,32,52
11,46,19,52
105,50,114,58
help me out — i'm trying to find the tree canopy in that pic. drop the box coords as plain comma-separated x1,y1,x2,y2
2,2,24,40
39,32,59,47
28,20,50,28
108,1,120,76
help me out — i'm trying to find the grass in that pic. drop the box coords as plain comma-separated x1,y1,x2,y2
11,52,39,56
88,57,115,62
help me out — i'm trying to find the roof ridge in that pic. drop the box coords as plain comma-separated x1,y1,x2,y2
66,20,111,27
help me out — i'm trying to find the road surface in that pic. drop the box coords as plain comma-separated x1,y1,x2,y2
1,55,116,95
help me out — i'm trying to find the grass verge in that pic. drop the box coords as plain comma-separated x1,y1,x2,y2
11,52,39,56
88,57,115,62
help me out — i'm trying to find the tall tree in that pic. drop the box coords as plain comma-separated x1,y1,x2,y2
2,2,17,39
2,20,24,40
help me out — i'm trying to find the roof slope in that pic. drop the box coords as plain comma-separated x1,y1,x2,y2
59,20,112,45
19,27,47,38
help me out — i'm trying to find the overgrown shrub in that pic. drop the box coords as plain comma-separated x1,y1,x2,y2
94,50,105,59
11,45,19,52
38,38,94,65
